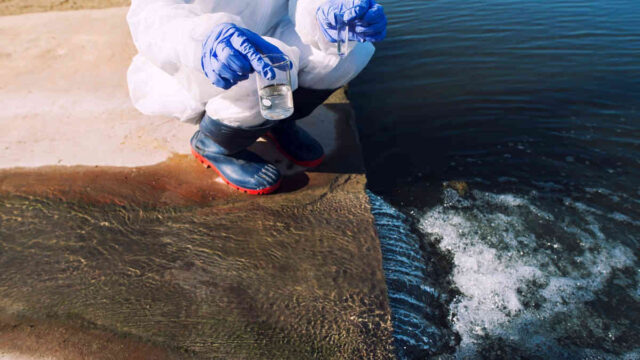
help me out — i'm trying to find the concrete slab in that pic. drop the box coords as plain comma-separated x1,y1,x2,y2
0,6,393,360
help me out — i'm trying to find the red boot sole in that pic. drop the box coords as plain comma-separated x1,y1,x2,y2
191,147,281,195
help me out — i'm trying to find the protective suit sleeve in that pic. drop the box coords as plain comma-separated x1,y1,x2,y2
288,0,346,55
127,0,245,75
269,1,374,89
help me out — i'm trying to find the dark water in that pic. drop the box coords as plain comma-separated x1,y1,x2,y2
350,0,640,358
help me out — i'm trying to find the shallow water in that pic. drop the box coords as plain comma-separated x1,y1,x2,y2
351,0,640,358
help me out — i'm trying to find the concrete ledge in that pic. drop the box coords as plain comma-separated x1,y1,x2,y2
0,7,393,359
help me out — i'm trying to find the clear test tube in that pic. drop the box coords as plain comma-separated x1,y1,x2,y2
335,13,349,57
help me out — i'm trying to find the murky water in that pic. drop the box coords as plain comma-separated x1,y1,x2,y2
0,158,393,359
352,0,640,358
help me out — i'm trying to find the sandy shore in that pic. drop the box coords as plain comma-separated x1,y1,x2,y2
0,0,129,16
0,7,200,169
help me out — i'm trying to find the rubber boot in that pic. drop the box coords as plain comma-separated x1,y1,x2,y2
266,119,325,168
191,115,281,195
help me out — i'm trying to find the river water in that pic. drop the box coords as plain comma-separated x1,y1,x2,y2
349,0,640,358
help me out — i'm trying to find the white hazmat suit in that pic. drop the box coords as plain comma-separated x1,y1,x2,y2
126,0,375,127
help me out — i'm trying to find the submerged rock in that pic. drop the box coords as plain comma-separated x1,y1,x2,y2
442,181,469,197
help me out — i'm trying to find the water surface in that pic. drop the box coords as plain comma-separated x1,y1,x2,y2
350,0,640,358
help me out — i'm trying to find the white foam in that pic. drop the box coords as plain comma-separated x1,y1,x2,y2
419,189,637,358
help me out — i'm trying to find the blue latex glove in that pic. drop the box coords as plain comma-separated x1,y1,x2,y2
317,0,387,43
201,23,285,90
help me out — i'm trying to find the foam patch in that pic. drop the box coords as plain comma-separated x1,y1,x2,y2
419,189,639,359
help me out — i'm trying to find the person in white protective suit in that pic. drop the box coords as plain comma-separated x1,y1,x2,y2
127,0,387,195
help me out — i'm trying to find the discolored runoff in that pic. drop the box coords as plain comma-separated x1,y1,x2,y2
0,5,393,360
0,152,393,359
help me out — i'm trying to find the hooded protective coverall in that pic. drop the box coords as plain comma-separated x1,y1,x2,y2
127,0,376,127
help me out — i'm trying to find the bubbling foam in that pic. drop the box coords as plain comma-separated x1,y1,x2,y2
419,189,638,359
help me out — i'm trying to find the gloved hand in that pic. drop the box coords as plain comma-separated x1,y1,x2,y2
201,23,286,90
316,0,387,44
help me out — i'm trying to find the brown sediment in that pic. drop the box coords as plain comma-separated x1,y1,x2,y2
0,155,226,207
444,180,470,197
0,154,350,208
0,312,185,360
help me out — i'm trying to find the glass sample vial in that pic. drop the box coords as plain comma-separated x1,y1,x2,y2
256,54,294,121
335,13,349,57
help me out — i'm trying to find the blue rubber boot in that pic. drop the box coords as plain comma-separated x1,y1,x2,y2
266,119,325,168
191,115,281,195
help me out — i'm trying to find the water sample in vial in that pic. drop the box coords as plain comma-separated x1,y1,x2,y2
259,84,294,120
335,13,349,57
256,54,294,120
